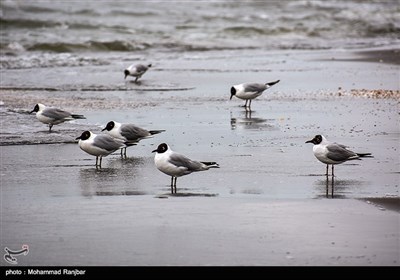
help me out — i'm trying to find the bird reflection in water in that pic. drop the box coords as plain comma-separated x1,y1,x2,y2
315,174,364,199
79,157,148,197
314,175,338,199
230,110,276,131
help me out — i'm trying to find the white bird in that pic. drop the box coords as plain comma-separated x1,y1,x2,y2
152,143,219,194
230,80,280,110
124,63,152,82
30,103,86,132
76,131,129,168
102,120,165,157
305,134,372,177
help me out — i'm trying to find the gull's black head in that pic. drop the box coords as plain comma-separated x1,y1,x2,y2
152,143,168,153
102,121,115,132
124,69,130,79
306,135,322,145
76,131,91,141
230,86,236,100
147,64,152,68
30,104,39,114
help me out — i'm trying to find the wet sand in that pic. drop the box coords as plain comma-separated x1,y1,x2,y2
1,48,399,266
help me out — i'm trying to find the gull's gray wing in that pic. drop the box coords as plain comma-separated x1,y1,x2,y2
168,153,203,171
326,144,358,162
42,108,72,120
333,142,349,149
135,64,148,74
94,135,124,152
243,83,267,93
120,124,150,141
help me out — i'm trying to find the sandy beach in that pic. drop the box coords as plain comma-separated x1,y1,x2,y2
1,47,399,266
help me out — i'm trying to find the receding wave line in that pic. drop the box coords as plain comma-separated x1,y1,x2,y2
23,41,260,53
26,40,150,52
1,18,57,28
0,86,195,92
109,10,157,17
1,40,263,55
1,17,111,30
223,26,269,35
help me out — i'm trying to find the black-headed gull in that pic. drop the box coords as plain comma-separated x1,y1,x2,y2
102,120,165,156
230,80,280,110
30,103,86,132
306,134,372,176
124,63,152,82
152,143,219,194
76,131,130,168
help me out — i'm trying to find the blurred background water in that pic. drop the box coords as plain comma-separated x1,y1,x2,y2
1,0,399,69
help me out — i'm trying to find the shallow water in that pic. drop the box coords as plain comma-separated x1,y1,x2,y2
1,48,399,203
4,98,398,199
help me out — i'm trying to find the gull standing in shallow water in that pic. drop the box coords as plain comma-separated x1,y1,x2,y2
76,131,129,168
124,63,152,83
102,120,165,157
230,80,280,111
30,103,86,132
152,143,219,194
306,134,372,177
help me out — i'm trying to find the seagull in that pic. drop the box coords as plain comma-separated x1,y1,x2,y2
152,143,219,194
305,135,372,177
76,131,130,168
230,80,280,110
124,63,152,83
30,103,86,132
102,120,165,157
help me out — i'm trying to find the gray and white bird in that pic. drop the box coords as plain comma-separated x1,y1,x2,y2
76,131,129,168
102,120,165,156
124,63,152,82
30,103,86,132
230,80,280,110
152,143,219,194
306,134,372,177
